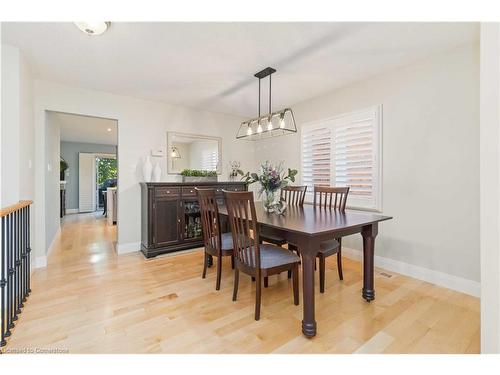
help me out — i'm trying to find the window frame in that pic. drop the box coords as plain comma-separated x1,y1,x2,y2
300,105,383,212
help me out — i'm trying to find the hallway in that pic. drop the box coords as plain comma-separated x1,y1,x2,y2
4,213,480,354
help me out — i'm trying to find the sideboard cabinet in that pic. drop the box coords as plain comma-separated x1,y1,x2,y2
140,181,247,258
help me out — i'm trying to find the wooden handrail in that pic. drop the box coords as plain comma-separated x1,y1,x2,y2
0,200,33,218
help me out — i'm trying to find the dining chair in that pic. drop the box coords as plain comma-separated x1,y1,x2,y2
313,186,350,293
259,185,308,283
196,188,234,291
223,190,300,320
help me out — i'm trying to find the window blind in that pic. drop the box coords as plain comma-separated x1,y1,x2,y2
301,125,332,188
301,106,381,211
201,149,218,171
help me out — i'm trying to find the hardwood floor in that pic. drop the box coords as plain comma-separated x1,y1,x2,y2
2,212,479,354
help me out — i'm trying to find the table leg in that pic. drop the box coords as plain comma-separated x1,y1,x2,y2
297,238,318,337
361,223,378,302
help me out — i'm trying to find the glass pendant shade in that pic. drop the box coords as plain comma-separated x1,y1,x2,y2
236,108,297,140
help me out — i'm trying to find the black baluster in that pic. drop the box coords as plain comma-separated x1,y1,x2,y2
1,217,6,346
6,213,13,334
27,205,31,295
12,211,19,321
21,207,27,304
16,209,22,313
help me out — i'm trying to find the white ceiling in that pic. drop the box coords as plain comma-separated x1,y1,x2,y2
54,112,118,145
3,22,478,117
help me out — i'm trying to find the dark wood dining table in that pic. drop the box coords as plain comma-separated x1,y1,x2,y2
218,203,392,338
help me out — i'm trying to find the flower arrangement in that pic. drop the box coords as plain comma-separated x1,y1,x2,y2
241,161,298,213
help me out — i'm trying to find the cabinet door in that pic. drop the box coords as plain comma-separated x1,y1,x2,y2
181,199,203,242
153,199,181,246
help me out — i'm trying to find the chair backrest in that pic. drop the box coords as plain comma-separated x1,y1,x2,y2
196,188,221,253
313,186,350,211
223,190,260,269
281,185,307,206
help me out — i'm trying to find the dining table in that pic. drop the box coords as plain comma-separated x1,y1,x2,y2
218,203,393,338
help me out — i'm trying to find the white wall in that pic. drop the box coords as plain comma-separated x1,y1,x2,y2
33,81,255,258
1,44,20,206
479,23,500,354
0,43,35,265
44,112,60,251
255,44,480,289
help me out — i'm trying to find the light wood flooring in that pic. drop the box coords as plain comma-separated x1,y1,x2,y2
2,212,479,353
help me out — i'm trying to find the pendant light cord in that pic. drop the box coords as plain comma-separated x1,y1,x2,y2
269,74,272,115
258,78,261,117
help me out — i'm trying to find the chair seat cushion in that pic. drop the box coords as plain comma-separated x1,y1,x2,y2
220,232,234,250
317,239,340,257
209,232,234,251
260,244,300,269
260,228,287,245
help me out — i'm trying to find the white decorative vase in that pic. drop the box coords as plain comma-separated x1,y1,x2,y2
142,156,153,182
152,163,161,182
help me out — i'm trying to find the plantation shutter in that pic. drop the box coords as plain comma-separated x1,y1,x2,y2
301,106,381,211
301,124,332,191
201,149,218,171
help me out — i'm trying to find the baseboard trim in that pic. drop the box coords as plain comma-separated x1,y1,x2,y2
117,241,141,255
34,227,61,269
342,247,480,297
34,256,47,268
47,226,61,259
65,208,79,214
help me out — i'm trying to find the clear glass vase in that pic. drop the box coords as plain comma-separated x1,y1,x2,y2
262,190,278,213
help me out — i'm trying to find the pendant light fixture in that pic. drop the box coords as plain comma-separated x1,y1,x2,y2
236,67,297,140
171,146,181,159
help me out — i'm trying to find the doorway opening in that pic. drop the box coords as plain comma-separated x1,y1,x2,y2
45,111,119,257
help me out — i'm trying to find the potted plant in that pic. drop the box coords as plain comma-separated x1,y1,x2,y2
241,161,297,213
60,158,69,181
180,169,218,183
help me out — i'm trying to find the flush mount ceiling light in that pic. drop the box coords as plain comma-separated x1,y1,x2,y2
74,22,111,36
236,67,297,140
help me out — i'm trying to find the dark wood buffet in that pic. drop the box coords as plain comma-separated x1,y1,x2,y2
140,181,247,258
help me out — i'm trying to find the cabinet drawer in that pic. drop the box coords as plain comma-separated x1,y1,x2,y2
155,187,180,198
226,185,245,192
182,187,198,197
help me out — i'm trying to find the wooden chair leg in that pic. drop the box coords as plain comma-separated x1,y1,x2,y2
287,270,292,279
337,249,343,281
264,276,269,288
319,255,325,293
216,255,222,290
231,255,235,269
255,275,262,320
202,253,208,279
232,269,239,301
292,264,299,305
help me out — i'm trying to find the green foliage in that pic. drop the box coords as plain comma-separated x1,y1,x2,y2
240,161,298,196
60,159,69,172
180,169,217,177
97,158,118,186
